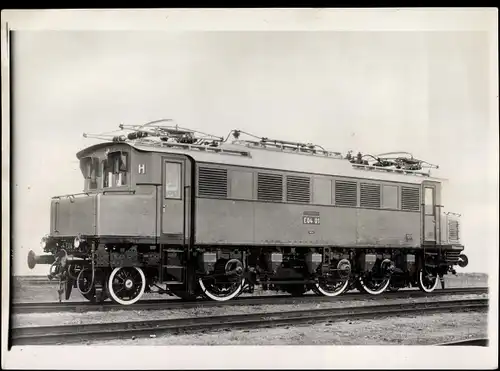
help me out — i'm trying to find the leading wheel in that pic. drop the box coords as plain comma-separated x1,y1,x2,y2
417,268,440,293
76,267,108,303
107,267,146,305
198,258,245,302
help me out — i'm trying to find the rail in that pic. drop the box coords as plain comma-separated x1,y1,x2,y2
10,298,488,345
435,338,489,346
11,287,488,314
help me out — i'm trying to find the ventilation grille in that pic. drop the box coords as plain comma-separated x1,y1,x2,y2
198,167,228,198
360,183,381,208
401,187,420,211
445,250,461,263
286,176,310,203
335,180,357,207
258,173,283,202
448,220,460,241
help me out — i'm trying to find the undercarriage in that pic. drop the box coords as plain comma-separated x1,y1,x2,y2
27,237,469,305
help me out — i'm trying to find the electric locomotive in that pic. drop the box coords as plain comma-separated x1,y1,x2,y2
27,119,469,305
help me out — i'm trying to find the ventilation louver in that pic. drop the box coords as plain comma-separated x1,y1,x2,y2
401,187,420,211
286,175,311,203
258,173,283,202
335,180,358,207
198,167,228,198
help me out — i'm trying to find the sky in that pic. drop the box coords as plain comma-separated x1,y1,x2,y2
11,30,497,275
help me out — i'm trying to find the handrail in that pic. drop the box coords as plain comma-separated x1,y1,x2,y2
102,189,136,195
52,190,136,199
52,192,90,199
134,139,251,157
351,163,431,177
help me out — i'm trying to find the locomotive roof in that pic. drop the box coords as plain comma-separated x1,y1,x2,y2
78,141,446,185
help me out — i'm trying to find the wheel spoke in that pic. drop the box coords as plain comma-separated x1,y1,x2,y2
359,275,391,295
108,267,146,305
199,276,244,301
418,269,439,293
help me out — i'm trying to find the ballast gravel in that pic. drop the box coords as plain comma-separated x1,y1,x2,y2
90,310,488,346
11,293,487,329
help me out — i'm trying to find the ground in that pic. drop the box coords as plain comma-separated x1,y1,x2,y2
8,273,489,346
11,292,488,328
91,311,487,346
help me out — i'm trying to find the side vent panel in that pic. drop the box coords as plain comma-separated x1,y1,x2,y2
335,180,358,207
198,167,228,198
286,175,311,203
258,173,283,202
448,219,460,241
360,183,381,208
401,187,420,211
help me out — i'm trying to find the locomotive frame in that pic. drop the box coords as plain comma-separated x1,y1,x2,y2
27,120,469,305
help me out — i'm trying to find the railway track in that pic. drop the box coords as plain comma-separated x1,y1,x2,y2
435,338,489,346
10,298,488,345
11,287,488,314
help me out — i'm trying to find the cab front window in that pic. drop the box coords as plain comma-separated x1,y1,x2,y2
103,151,129,188
79,157,99,190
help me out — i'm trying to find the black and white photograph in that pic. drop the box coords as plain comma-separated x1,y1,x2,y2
1,8,498,370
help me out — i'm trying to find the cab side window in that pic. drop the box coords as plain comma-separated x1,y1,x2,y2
103,151,129,188
102,159,110,188
165,162,182,199
424,187,435,215
80,157,99,190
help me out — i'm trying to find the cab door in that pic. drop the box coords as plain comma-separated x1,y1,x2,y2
422,181,441,244
161,157,191,244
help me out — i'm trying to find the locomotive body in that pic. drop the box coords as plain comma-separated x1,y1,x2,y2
28,121,468,304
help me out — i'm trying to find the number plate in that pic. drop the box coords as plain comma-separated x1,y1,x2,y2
303,216,320,225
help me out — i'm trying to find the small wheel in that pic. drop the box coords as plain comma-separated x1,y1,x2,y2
76,267,109,303
107,267,146,305
358,275,391,295
417,269,440,293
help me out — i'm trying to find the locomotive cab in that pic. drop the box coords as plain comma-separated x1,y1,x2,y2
80,150,129,190
48,144,139,242
28,138,195,304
